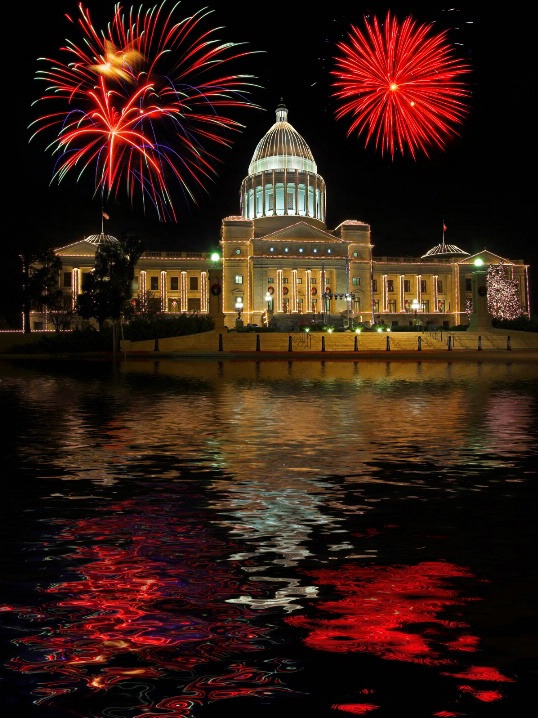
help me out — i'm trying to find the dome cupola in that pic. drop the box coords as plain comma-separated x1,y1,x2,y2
240,101,326,228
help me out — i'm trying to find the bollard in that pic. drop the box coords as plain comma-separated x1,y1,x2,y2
507,336,512,351
256,334,260,352
218,333,223,352
478,335,483,351
288,335,293,352
354,335,358,352
154,337,160,352
386,335,391,351
417,336,422,351
447,335,452,351
321,335,326,352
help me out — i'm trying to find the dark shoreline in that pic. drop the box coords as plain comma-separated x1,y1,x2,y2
2,349,538,363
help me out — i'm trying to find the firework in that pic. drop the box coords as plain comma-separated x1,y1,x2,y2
30,1,262,221
331,11,472,159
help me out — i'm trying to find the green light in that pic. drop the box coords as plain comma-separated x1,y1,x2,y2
210,252,220,263
474,258,484,266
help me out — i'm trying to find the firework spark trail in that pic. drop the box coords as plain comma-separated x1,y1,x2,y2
331,11,472,159
29,1,262,221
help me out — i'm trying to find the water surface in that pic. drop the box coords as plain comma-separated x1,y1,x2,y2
1,357,537,717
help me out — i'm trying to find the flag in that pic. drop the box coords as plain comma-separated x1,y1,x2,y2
102,211,110,220
443,222,447,232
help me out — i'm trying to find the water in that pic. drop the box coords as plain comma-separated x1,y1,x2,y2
1,357,537,717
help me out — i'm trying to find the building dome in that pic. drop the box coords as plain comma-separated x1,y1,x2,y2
421,241,469,258
85,233,119,246
240,101,326,227
248,101,317,175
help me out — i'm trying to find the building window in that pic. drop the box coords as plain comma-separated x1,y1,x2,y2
327,249,332,254
387,279,394,292
150,276,159,291
296,278,303,284
282,277,289,284
404,279,411,293
284,247,289,253
269,247,275,253
189,276,198,290
170,276,179,291
437,279,443,293
387,299,396,312
63,271,72,288
235,275,243,284
465,278,472,291
353,251,359,257
235,248,241,255
299,247,304,253
352,277,360,286
313,248,318,253
311,278,316,283
287,191,294,210
268,277,274,283
420,279,427,293
372,279,378,292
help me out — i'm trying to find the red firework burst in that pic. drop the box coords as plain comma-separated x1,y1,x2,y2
331,11,472,159
29,1,262,221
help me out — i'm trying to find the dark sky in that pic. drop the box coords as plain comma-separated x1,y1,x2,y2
4,1,535,314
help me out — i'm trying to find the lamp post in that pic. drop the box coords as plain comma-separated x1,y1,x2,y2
411,299,420,327
264,291,272,327
235,296,244,329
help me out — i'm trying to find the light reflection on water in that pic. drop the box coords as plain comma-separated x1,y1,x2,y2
1,358,537,717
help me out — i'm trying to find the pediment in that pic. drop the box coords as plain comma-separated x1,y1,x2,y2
256,221,340,243
457,249,515,266
55,240,98,257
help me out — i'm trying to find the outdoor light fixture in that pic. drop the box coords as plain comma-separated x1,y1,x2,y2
235,296,243,319
411,298,421,325
265,291,272,309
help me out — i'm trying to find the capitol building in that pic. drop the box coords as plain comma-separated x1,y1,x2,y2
36,102,530,331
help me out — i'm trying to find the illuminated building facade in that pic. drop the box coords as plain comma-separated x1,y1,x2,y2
31,102,530,331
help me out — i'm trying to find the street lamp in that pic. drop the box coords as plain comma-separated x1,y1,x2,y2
345,293,351,329
411,299,420,326
235,296,243,319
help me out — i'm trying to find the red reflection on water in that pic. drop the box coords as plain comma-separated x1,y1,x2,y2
286,561,515,709
457,685,503,702
286,561,477,663
331,702,379,713
6,497,295,712
442,665,515,682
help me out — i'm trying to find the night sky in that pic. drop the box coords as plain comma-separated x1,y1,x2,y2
3,1,534,319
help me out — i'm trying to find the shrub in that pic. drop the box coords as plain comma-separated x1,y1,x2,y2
123,314,215,341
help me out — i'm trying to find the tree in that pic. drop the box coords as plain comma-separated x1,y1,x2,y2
76,234,144,330
22,248,63,333
487,262,524,321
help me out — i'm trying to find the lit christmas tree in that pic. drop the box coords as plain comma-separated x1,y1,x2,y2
486,263,523,320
